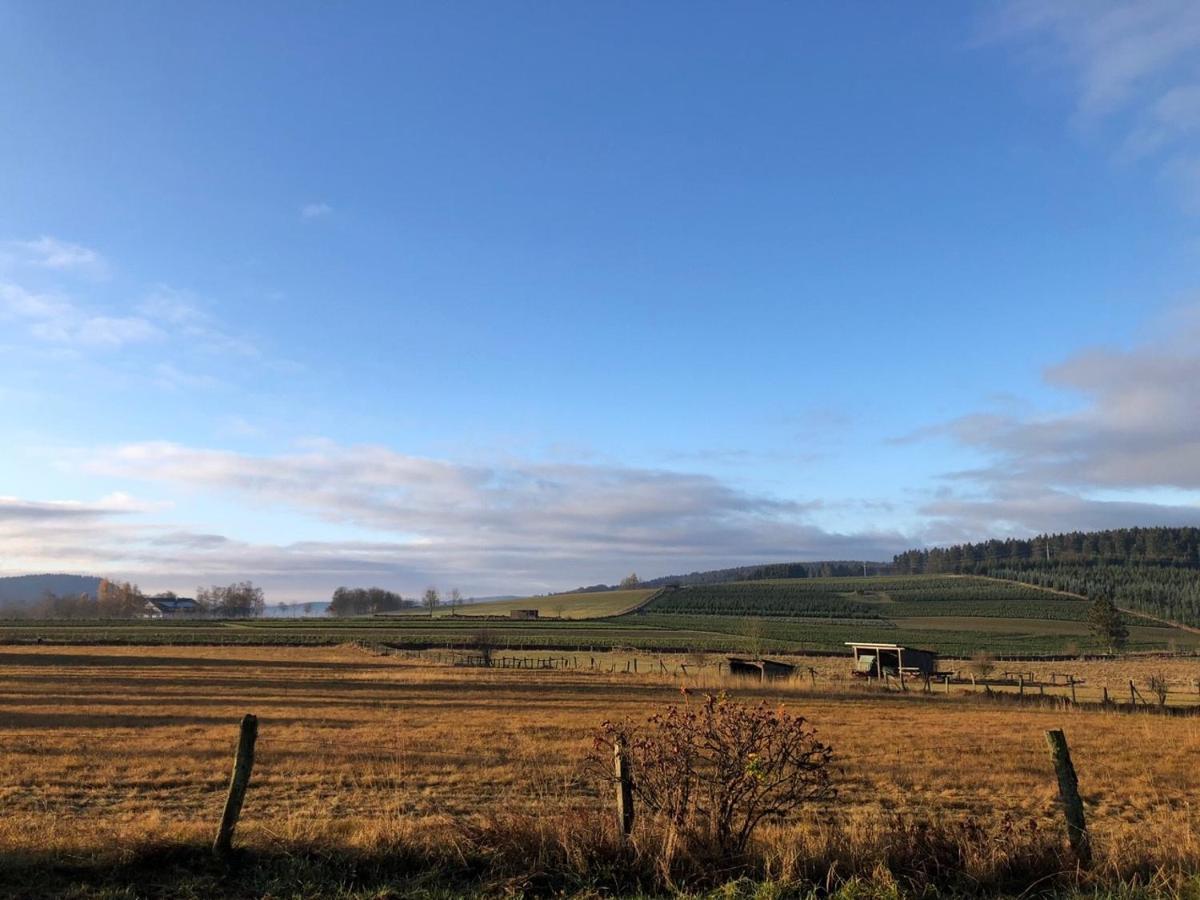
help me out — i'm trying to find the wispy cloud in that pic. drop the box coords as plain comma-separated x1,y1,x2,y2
1,236,110,277
138,286,260,357
0,282,163,348
0,238,264,383
0,493,142,523
990,0,1200,211
300,202,332,220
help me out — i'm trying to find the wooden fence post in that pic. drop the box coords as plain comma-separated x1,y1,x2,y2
213,714,258,857
614,738,634,837
1044,729,1091,867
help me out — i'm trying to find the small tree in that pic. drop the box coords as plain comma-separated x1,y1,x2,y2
473,627,497,666
742,618,766,661
423,587,440,617
619,572,640,589
1088,597,1128,654
589,693,834,856
449,588,463,615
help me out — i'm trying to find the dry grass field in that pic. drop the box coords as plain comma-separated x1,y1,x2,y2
3,644,1200,897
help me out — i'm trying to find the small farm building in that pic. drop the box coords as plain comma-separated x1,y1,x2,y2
727,657,795,681
143,596,200,618
846,642,937,678
510,609,539,620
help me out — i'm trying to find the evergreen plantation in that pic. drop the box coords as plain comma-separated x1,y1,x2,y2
891,527,1200,626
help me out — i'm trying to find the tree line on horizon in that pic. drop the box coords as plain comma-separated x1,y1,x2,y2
570,561,891,594
4,579,266,619
326,586,464,616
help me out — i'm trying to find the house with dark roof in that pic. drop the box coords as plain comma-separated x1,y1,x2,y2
143,596,201,618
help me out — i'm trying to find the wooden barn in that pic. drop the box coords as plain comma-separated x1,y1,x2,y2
509,609,539,620
727,656,795,681
846,642,937,679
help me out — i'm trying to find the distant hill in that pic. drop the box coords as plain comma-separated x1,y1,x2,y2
0,574,102,609
566,561,891,594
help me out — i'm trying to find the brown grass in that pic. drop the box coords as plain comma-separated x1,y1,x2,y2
3,645,1200,896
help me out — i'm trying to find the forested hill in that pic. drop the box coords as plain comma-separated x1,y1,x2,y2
893,527,1200,628
638,560,891,588
893,527,1200,573
0,574,102,609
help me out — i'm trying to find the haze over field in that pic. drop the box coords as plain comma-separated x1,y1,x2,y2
3,2,1200,600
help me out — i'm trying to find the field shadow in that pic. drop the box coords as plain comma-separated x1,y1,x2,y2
0,652,366,671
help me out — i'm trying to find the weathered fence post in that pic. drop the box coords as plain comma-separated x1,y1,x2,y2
1044,729,1091,867
613,738,634,837
213,714,258,857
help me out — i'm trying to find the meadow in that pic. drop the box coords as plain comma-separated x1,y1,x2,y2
5,575,1197,658
4,644,1200,897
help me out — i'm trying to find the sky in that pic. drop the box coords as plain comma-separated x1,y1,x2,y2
2,1,1200,601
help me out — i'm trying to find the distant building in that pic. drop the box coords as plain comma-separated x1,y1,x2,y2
846,642,937,678
143,596,201,618
510,609,539,620
727,656,795,681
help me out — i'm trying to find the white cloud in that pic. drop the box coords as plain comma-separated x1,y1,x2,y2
58,440,910,595
908,303,1200,540
300,202,332,220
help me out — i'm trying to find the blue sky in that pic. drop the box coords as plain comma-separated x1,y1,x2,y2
2,1,1200,600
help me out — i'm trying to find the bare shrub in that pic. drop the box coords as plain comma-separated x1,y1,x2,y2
588,692,834,857
968,650,996,679
1148,673,1169,707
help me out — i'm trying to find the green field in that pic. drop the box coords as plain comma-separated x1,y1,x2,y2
419,588,656,619
2,575,1196,656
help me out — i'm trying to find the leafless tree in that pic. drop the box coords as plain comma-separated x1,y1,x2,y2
423,587,440,617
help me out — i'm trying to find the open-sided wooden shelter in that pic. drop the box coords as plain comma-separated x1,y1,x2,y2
727,656,795,681
846,642,937,678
